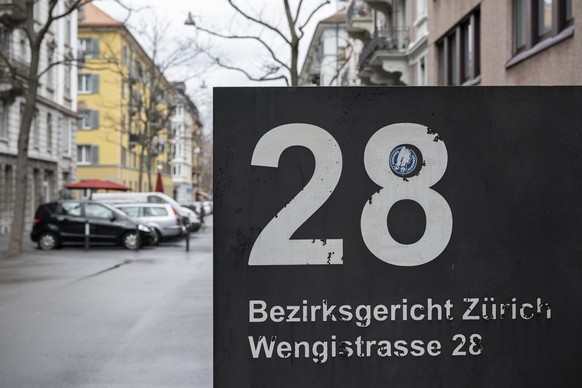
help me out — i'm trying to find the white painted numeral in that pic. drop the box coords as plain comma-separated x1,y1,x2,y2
249,124,343,265
249,122,452,267
452,334,467,356
361,123,452,266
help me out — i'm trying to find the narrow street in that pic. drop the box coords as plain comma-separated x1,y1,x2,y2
0,218,213,388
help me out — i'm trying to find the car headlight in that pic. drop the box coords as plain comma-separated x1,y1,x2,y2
137,224,151,232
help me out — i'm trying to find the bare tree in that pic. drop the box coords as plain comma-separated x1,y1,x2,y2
132,17,206,191
91,15,207,192
1,0,90,256
185,0,331,86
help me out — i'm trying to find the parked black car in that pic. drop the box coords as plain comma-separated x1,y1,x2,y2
31,200,153,250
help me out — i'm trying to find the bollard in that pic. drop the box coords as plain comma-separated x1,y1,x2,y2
185,225,190,252
84,220,90,250
135,224,140,252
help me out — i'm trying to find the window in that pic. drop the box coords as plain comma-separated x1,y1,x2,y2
77,145,99,164
515,0,529,50
147,195,165,204
4,166,12,210
42,172,53,203
122,45,127,65
122,79,127,98
175,103,184,118
135,61,143,79
65,16,71,46
32,110,39,149
513,0,574,54
60,117,70,155
64,64,71,96
19,34,27,61
79,110,99,130
418,56,426,86
538,0,553,38
47,46,55,91
121,146,127,166
437,41,445,85
47,113,53,153
79,38,99,58
447,34,458,85
60,201,82,217
0,102,6,139
144,206,168,217
78,74,99,94
436,9,480,85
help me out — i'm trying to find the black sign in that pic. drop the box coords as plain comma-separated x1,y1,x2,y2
214,87,582,387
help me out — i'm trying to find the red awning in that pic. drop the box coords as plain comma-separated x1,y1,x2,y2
64,179,130,191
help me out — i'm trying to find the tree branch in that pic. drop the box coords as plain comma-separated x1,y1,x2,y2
186,17,290,72
298,0,330,39
283,0,297,42
208,53,289,85
294,0,304,24
328,43,353,86
226,0,291,45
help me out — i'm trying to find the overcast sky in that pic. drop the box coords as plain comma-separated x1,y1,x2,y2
96,0,345,131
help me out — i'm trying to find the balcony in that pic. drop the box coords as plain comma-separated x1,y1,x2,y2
0,0,26,27
347,1,373,41
0,52,29,101
358,28,410,85
2,53,30,77
358,28,409,69
364,0,391,17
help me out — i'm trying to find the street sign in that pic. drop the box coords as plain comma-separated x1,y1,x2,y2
214,87,582,387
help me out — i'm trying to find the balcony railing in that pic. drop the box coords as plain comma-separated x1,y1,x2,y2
358,28,409,69
0,0,27,26
0,52,31,78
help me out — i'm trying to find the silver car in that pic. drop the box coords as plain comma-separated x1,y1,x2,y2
114,203,185,245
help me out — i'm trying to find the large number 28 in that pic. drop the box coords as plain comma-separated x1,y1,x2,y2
248,123,452,267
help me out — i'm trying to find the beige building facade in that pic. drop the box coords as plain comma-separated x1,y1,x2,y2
429,0,579,85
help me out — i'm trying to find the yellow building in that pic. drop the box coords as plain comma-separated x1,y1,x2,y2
76,3,174,194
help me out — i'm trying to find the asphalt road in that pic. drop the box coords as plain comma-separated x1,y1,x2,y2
0,217,213,388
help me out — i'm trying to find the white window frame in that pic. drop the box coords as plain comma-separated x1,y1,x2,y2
77,145,92,165
78,74,99,94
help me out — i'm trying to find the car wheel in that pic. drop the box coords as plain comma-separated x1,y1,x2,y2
122,231,140,250
151,228,161,246
38,232,59,250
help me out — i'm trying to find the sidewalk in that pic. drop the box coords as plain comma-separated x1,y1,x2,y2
0,230,38,259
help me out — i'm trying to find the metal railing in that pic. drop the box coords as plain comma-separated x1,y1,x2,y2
0,52,30,78
357,28,409,69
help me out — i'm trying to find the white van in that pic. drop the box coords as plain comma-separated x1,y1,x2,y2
92,192,200,232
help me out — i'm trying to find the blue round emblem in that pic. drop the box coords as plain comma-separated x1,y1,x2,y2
389,145,421,177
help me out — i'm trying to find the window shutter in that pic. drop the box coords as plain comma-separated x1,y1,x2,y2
91,74,99,93
91,145,99,164
90,110,99,129
90,38,100,57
